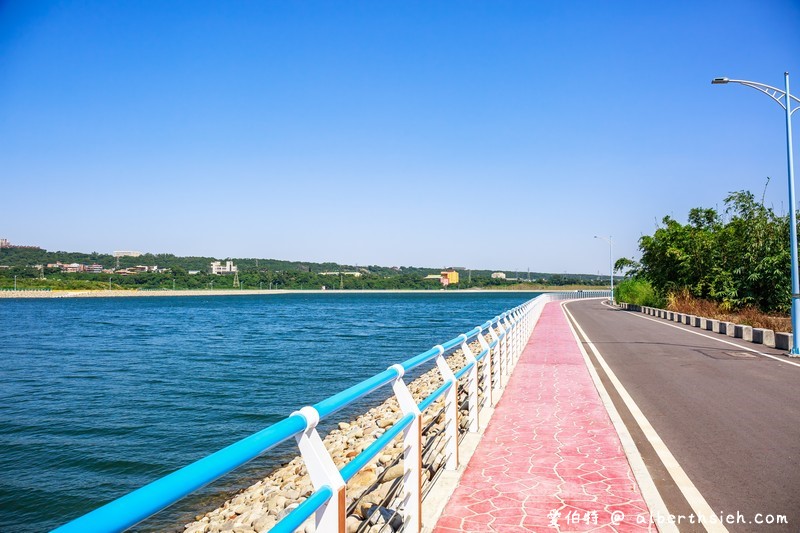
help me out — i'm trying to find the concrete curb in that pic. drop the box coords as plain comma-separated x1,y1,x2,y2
616,302,790,353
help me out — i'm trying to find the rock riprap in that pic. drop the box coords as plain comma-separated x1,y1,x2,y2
182,342,487,533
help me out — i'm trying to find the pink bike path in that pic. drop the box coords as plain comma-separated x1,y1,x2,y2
433,302,653,532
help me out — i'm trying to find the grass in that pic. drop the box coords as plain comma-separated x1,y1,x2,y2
0,278,118,290
666,290,791,333
490,283,609,291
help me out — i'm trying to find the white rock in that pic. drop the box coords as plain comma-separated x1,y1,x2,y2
382,464,405,482
253,514,276,533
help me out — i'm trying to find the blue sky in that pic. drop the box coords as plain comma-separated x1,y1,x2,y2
1,1,799,274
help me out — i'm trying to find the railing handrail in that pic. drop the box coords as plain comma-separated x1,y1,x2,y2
52,292,609,532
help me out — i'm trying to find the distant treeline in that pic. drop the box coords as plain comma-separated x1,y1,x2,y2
0,248,606,290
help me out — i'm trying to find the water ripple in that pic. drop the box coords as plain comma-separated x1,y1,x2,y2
0,292,533,531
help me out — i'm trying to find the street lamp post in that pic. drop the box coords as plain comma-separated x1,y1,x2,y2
594,235,614,304
713,72,800,355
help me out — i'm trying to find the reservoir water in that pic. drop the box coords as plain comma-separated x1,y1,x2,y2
0,292,534,531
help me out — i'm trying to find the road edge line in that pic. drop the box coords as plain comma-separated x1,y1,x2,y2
560,301,675,533
600,300,800,369
562,301,728,533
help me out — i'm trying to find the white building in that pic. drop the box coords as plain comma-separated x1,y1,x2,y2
491,272,507,279
319,271,362,277
210,260,238,275
114,251,143,258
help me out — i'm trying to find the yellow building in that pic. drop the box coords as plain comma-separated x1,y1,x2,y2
441,270,459,285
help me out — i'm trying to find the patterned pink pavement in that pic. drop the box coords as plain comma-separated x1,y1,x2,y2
433,302,653,532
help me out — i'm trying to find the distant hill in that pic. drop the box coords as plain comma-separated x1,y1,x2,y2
0,247,608,292
0,247,602,282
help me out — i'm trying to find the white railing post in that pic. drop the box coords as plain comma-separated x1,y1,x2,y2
511,311,521,360
460,335,479,433
292,406,346,532
488,326,501,399
434,345,459,470
477,329,492,410
500,316,511,374
387,364,422,533
528,303,535,335
496,319,508,385
521,307,528,348
510,313,518,363
522,304,531,336
505,313,515,365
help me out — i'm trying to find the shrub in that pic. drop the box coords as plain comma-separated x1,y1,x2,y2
615,278,663,307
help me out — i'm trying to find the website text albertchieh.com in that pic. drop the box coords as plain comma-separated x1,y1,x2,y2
546,509,789,528
648,512,788,526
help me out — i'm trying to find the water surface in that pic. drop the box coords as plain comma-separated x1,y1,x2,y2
0,292,534,531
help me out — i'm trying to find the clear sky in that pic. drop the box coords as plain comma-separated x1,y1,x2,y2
1,1,799,274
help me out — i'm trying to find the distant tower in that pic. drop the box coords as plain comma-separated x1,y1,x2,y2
233,271,240,288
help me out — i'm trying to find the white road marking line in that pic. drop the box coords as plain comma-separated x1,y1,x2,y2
563,301,729,533
602,300,800,369
561,302,677,533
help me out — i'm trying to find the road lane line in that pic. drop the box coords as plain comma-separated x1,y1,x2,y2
563,301,729,533
560,301,678,532
601,300,800,369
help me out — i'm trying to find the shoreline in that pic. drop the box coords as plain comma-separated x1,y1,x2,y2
180,344,475,533
0,288,596,299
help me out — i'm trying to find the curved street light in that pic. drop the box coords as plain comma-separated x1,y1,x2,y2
594,235,614,304
712,72,799,355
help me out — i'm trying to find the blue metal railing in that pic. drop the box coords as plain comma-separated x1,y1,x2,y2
270,486,334,533
51,292,611,532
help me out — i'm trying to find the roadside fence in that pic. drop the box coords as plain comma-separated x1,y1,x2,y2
54,291,609,533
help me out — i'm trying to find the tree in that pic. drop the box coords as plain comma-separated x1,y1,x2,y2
636,190,792,313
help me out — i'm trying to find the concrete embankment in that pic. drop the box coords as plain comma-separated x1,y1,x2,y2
0,288,580,299
181,347,474,533
0,289,281,298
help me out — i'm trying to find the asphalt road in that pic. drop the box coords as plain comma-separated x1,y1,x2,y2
564,299,800,533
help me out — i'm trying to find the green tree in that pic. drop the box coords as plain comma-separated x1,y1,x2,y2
635,190,792,313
